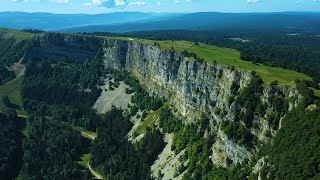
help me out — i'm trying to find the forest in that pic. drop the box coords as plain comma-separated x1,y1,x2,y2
0,109,23,180
261,80,320,179
19,116,91,180
0,37,33,66
13,46,166,179
21,49,104,131
0,65,16,85
91,108,165,179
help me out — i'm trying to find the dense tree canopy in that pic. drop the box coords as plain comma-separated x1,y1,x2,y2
20,116,91,180
0,109,21,180
0,65,16,85
91,108,165,180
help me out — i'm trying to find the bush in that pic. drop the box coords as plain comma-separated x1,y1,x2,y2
221,121,254,147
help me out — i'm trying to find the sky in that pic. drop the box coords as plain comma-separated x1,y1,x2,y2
0,0,319,14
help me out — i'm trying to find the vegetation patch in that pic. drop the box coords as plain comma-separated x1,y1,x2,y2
0,28,34,42
0,75,26,116
310,87,320,97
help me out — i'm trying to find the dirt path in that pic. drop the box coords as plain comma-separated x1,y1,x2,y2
80,131,96,141
88,163,103,180
78,129,103,179
18,115,28,118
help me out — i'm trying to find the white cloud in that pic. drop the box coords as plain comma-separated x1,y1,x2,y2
128,1,146,6
84,0,126,7
50,0,69,3
12,0,28,2
12,0,67,3
84,0,148,8
247,0,260,4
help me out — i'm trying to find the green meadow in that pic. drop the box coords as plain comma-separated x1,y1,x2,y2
0,28,34,42
0,75,27,116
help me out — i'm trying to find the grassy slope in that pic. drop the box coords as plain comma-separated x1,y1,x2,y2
135,101,170,134
0,28,31,116
0,28,33,42
0,75,27,116
135,108,162,135
107,37,311,86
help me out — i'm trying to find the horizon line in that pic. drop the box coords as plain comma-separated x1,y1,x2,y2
1,10,320,15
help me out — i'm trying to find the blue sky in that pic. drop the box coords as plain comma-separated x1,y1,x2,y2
1,0,320,14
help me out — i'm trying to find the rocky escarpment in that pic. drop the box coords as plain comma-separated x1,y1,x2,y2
102,38,300,167
26,33,104,62
26,33,301,173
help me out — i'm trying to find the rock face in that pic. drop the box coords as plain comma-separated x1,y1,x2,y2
28,33,300,171
101,38,300,167
26,33,103,62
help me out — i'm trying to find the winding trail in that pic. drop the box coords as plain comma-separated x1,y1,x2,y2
88,163,103,180
78,129,104,180
80,131,96,141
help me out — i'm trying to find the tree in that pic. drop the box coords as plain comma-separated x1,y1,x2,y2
2,96,10,107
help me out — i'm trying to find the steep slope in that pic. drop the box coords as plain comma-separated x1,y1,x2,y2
101,38,300,169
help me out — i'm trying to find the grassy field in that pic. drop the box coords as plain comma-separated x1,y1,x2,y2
0,28,34,42
105,37,311,86
0,75,27,116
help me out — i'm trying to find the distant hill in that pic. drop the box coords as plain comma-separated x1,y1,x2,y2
63,12,320,33
0,11,319,33
0,11,180,31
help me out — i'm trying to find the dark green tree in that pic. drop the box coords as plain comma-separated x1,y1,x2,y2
2,96,11,107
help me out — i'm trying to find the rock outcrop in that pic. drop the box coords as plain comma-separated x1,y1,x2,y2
26,33,103,61
101,38,300,167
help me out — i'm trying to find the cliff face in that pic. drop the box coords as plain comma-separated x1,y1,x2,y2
102,39,300,166
28,33,300,169
26,33,103,61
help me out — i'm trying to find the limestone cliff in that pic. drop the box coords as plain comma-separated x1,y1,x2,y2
101,38,300,167
26,33,103,62
28,33,301,175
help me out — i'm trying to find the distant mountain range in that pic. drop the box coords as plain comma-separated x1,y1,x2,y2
0,11,180,31
0,11,319,33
